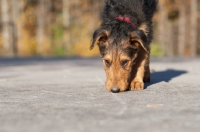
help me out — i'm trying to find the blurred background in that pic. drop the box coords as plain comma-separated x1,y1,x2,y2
0,0,199,58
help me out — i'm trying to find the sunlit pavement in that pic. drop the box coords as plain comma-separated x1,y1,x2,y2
0,57,200,132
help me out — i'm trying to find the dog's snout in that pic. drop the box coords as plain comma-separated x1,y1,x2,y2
111,87,120,93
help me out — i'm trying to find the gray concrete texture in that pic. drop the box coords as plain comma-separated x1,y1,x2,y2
0,57,200,132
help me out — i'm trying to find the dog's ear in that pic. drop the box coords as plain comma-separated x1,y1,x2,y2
90,29,109,50
128,30,149,52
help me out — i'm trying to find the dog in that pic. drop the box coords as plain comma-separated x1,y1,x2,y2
90,0,157,93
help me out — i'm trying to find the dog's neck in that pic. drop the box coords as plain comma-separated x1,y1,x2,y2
115,16,136,29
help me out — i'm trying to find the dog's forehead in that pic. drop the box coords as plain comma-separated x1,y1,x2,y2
103,49,131,61
99,32,136,58
102,39,133,58
107,35,129,47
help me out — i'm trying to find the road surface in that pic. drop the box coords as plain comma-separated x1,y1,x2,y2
0,57,200,132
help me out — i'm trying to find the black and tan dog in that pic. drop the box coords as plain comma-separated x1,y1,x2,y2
90,0,157,93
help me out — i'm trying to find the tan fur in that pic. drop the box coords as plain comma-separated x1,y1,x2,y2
130,49,148,90
143,56,150,82
103,50,131,92
102,36,149,92
138,23,151,83
138,23,148,36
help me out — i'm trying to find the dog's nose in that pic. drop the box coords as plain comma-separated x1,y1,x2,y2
111,87,120,93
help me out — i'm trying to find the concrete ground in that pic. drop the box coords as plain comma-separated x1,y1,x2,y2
0,57,200,132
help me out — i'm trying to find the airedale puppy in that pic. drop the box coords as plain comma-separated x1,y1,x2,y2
90,0,157,93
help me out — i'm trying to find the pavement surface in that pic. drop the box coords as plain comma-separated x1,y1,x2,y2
0,57,200,132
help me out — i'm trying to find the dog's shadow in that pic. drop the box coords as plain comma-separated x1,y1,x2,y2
145,69,187,89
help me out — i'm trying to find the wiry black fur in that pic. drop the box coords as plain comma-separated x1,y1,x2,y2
101,0,157,45
90,0,157,51
102,0,157,23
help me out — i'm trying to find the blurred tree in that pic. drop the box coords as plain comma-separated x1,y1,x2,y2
11,0,20,56
190,0,198,56
178,0,186,56
62,0,70,55
1,0,13,56
37,0,45,54
158,0,167,55
0,0,199,57
156,0,200,56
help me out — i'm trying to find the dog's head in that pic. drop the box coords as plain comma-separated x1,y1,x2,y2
90,28,148,92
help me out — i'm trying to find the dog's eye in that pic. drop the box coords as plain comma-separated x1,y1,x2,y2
104,60,111,67
121,60,129,67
